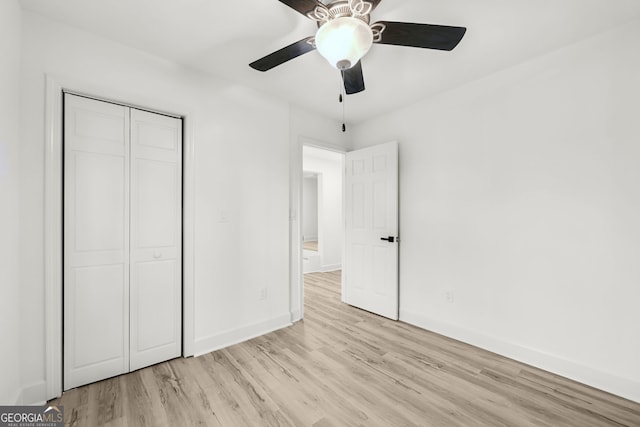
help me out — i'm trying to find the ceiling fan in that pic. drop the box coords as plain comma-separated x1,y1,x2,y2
249,0,467,95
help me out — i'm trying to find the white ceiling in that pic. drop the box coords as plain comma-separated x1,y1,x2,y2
20,0,640,123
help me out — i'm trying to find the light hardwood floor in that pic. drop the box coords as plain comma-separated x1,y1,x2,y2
52,270,640,426
303,240,318,251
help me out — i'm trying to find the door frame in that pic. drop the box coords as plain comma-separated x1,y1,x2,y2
44,75,196,400
291,136,346,321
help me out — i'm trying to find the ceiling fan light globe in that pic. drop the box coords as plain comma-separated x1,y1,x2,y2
315,17,373,70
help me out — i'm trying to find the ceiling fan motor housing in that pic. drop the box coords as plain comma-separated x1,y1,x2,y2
313,1,371,26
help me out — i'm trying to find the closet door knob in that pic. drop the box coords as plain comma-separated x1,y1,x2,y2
153,251,162,259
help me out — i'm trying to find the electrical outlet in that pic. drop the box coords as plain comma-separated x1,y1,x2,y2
445,291,454,303
259,288,268,301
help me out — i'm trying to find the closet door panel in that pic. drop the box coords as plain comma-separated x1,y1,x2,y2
71,265,127,367
64,94,130,390
71,151,126,265
134,260,179,351
136,159,178,248
130,109,182,371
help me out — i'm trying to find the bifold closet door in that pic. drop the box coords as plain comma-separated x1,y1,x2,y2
129,109,182,371
64,94,182,390
64,95,131,390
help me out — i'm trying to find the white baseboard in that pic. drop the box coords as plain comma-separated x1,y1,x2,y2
303,236,318,242
291,309,302,323
194,314,292,357
320,264,341,272
18,381,47,406
400,309,640,404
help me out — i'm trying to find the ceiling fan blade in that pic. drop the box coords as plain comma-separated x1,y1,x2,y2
342,61,365,95
373,21,467,51
278,0,326,17
249,37,316,72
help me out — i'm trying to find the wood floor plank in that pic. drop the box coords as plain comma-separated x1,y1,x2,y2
51,270,640,426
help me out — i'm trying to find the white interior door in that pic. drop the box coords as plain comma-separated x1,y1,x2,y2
64,94,131,389
129,109,182,371
64,94,182,389
344,141,399,320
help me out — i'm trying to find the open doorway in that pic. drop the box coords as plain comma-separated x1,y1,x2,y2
302,146,345,307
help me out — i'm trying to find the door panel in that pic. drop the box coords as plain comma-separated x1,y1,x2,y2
64,94,130,390
133,260,179,353
352,182,366,228
135,159,178,248
129,108,182,372
71,265,127,368
344,141,399,320
372,181,387,229
135,120,179,151
72,152,126,253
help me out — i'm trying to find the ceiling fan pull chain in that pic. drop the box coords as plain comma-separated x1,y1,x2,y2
338,78,346,133
342,84,347,133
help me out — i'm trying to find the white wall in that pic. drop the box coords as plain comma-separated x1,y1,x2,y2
303,146,343,271
19,10,295,402
351,20,640,402
302,176,319,241
0,0,23,405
